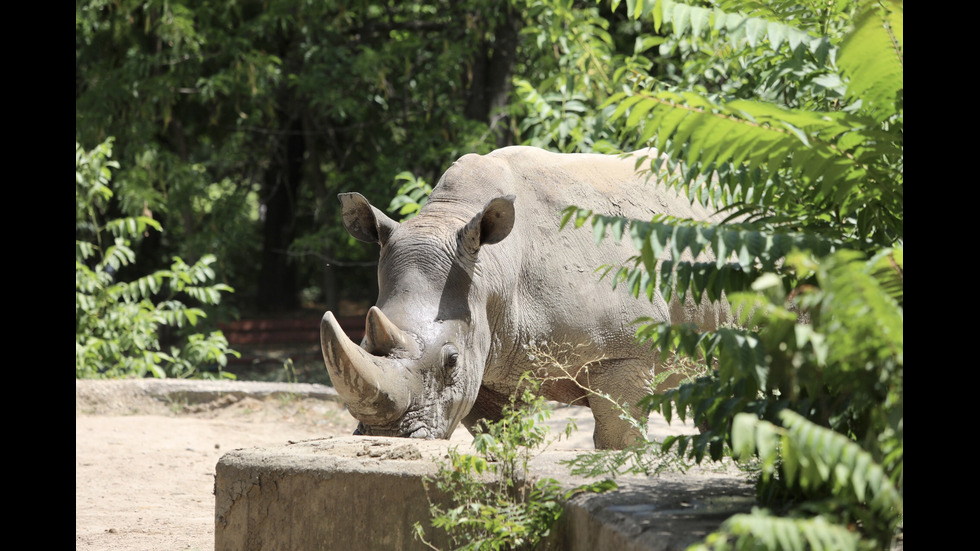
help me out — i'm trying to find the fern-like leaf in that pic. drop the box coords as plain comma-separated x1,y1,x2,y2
692,508,861,551
732,411,903,518
838,1,903,120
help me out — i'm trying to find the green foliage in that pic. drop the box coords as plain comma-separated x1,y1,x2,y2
388,171,433,221
513,0,618,152
514,0,663,153
699,409,901,551
554,1,902,548
837,3,903,120
692,507,863,551
643,248,903,456
76,140,239,379
76,0,504,311
415,377,616,550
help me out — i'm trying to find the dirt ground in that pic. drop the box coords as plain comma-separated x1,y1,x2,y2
75,379,630,551
76,383,354,551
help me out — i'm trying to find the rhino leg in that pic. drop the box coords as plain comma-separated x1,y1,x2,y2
461,385,512,436
586,359,655,450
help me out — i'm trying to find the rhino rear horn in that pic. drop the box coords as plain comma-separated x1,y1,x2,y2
364,306,416,356
320,311,412,424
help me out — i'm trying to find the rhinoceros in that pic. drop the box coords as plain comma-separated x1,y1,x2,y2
320,145,725,449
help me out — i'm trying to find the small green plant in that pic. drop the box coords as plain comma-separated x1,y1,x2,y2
164,395,190,415
76,139,240,379
414,375,616,550
282,358,298,384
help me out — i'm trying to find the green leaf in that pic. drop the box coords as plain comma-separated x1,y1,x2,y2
671,3,691,37
689,6,710,37
838,2,904,120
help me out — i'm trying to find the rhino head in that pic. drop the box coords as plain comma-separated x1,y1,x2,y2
321,191,516,439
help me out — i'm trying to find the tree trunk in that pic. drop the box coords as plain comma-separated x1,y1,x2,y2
464,5,522,147
256,116,303,312
305,113,340,314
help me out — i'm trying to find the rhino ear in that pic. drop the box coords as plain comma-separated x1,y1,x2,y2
462,195,516,251
339,192,399,246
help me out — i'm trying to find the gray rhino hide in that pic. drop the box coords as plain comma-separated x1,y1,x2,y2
321,145,726,449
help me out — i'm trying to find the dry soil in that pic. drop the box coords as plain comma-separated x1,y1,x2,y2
76,381,358,551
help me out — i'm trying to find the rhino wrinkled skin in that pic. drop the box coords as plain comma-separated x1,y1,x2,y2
321,146,725,450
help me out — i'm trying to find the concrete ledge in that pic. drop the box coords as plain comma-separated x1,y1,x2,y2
555,471,756,551
75,379,340,411
215,436,754,551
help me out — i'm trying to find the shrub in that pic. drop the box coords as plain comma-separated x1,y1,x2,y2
415,377,615,550
76,139,239,379
560,1,903,548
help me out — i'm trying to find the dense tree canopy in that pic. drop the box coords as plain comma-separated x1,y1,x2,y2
75,0,675,315
77,0,532,315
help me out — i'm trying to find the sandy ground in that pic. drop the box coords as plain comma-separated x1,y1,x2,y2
75,379,698,551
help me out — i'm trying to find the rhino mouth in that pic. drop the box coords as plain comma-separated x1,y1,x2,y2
354,422,434,439
408,427,433,438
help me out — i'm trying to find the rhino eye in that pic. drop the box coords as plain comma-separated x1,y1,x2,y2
443,345,459,369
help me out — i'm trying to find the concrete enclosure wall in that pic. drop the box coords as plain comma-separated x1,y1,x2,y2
215,438,457,550
214,435,754,551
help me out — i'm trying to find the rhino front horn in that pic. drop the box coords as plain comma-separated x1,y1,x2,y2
320,311,411,424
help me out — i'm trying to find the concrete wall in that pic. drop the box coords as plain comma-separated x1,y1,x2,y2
215,437,456,550
215,436,754,551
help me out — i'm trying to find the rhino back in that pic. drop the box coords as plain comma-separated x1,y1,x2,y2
495,147,731,333
431,146,711,220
